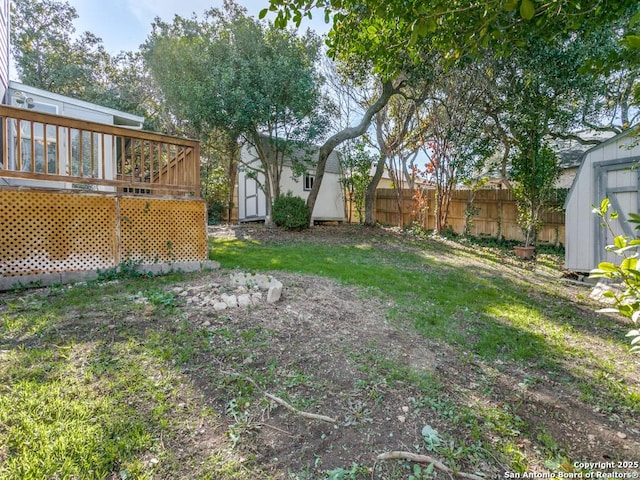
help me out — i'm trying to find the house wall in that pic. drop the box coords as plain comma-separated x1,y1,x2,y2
0,0,8,103
4,85,138,191
565,134,640,272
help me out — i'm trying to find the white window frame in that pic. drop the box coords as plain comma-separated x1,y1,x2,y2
13,102,59,175
304,173,315,191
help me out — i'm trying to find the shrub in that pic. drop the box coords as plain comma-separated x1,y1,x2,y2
207,200,226,225
272,193,309,230
591,198,640,353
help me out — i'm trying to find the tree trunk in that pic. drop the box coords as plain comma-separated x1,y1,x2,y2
227,141,238,222
306,79,400,226
365,156,387,226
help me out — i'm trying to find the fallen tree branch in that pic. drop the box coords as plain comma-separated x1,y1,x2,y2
377,451,485,480
220,369,337,424
260,423,296,437
265,393,337,424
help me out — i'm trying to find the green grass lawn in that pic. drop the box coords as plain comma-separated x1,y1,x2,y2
211,237,630,367
0,226,637,479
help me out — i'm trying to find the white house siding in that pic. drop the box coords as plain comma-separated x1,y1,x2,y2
0,0,8,102
4,82,143,192
565,132,640,272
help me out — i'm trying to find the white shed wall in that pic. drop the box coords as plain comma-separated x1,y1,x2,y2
565,133,640,272
238,144,346,222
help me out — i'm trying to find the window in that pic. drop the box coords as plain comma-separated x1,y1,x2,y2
13,98,59,174
19,122,58,174
304,173,315,191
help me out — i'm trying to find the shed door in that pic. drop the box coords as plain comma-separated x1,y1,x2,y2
595,160,640,264
244,176,260,218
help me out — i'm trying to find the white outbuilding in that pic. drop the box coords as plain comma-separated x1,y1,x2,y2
565,131,640,272
237,140,345,223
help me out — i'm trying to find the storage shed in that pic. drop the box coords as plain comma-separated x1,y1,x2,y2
238,141,345,223
565,131,640,272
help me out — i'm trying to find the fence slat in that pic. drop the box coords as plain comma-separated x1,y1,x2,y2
348,188,565,246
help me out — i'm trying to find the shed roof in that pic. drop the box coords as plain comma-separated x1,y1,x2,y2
249,135,342,174
563,129,637,209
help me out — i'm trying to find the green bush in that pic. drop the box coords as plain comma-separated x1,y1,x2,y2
272,193,309,230
591,198,640,353
207,200,226,225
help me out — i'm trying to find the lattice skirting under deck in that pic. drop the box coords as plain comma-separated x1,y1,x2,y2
0,189,207,277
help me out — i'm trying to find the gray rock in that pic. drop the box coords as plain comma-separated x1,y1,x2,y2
590,280,623,304
222,293,238,308
251,292,263,305
238,294,252,308
213,302,228,311
230,272,283,303
267,284,282,303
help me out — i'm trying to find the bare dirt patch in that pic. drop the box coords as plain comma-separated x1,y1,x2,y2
169,224,640,477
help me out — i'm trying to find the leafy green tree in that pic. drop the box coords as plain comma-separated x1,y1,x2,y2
368,88,427,227
340,141,374,223
265,0,639,224
511,141,560,247
11,0,111,98
265,1,638,77
413,65,494,234
575,11,640,135
10,0,167,130
591,199,640,353
484,35,601,245
144,2,331,220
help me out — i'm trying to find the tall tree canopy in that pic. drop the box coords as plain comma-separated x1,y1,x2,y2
10,0,162,127
11,0,110,98
143,2,331,218
265,0,638,77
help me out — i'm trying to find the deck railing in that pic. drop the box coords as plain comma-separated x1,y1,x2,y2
0,105,200,197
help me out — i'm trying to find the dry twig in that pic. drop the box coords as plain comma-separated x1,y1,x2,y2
220,369,337,424
377,451,485,480
265,393,337,423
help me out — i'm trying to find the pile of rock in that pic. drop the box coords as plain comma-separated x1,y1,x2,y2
229,272,283,303
171,272,283,311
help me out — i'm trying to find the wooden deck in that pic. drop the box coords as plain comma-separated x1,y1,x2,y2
0,105,207,279
0,105,200,196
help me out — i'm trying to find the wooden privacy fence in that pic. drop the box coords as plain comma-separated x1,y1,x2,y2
353,188,565,246
0,105,200,196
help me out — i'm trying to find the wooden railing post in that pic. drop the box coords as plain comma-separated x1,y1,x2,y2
0,105,201,198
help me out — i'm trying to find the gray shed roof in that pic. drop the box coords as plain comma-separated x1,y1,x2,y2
252,135,342,174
